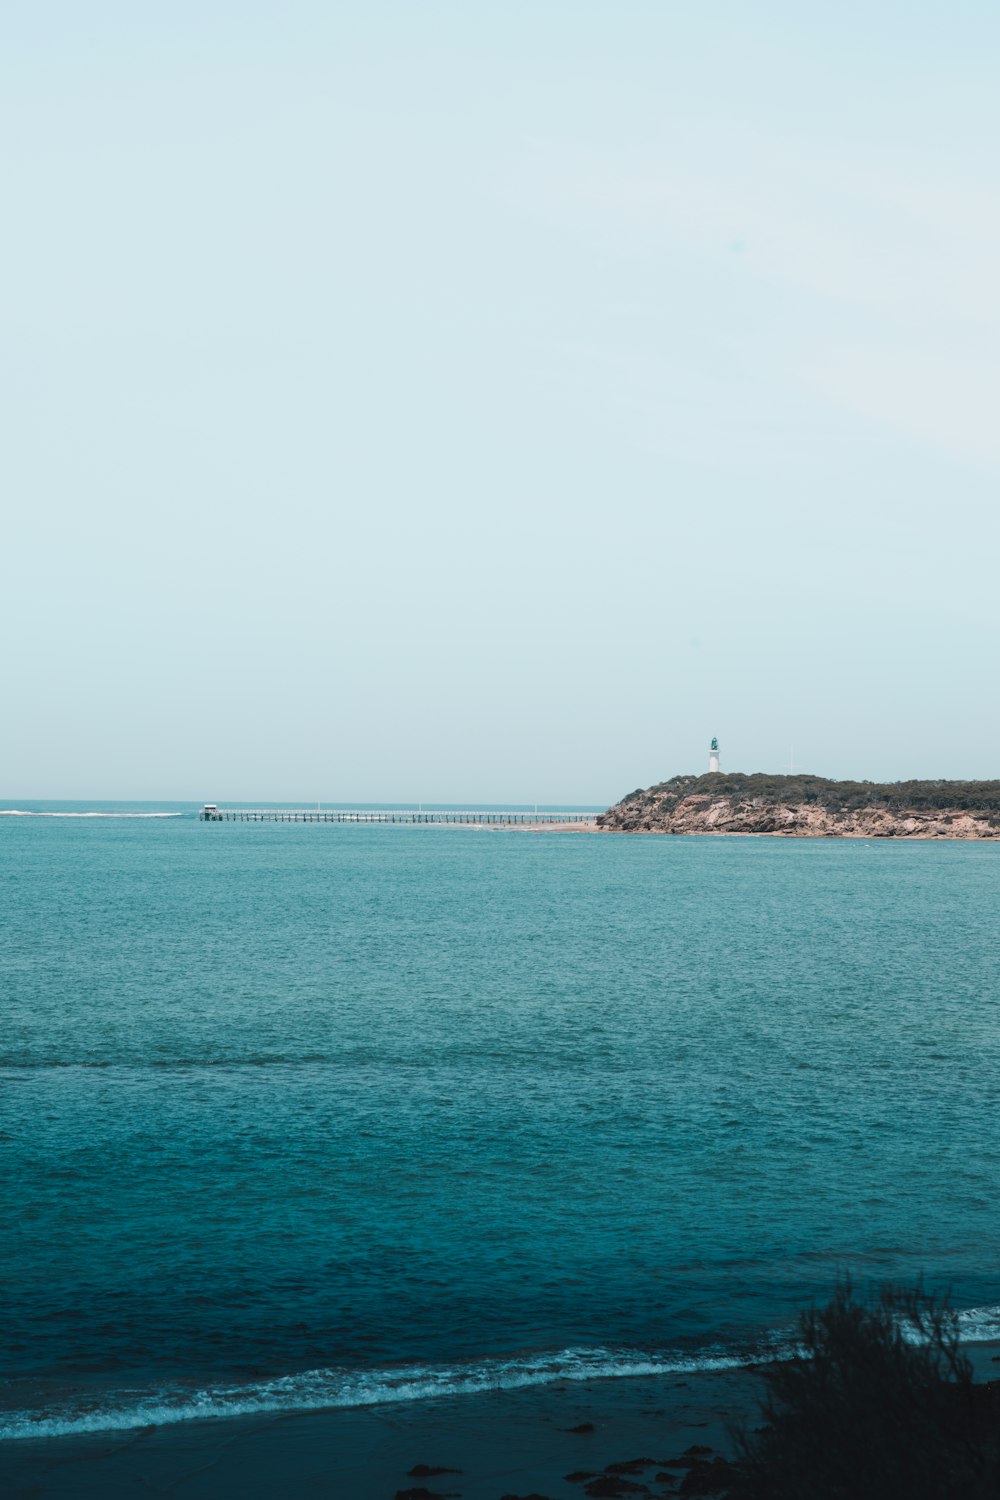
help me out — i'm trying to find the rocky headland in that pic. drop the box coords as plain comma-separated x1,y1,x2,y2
597,774,1000,839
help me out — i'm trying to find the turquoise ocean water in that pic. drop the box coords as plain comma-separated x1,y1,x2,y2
3,805,1000,1439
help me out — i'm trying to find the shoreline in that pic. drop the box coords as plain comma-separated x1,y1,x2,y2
4,1345,999,1499
518,822,1000,839
0,1364,762,1499
592,827,1000,840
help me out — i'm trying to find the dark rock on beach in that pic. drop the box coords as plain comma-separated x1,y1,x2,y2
408,1465,463,1477
583,1477,651,1497
394,1488,460,1500
677,1457,737,1494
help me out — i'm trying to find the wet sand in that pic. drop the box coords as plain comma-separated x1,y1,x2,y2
521,820,600,832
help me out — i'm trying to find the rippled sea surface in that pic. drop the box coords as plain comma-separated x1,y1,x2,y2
3,808,1000,1437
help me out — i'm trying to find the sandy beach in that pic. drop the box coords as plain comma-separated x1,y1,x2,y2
521,820,601,833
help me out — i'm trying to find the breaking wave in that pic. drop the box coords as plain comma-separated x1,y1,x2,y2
0,811,182,819
0,1342,773,1441
5,1304,1000,1443
956,1305,1000,1343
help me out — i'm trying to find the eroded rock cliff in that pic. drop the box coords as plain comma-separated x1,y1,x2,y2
597,774,1000,839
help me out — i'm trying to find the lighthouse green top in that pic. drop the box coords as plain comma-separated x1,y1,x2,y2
710,737,719,751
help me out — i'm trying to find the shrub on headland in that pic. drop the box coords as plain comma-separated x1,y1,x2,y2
732,1282,1000,1499
620,774,1000,816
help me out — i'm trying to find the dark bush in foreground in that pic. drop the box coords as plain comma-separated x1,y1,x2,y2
733,1283,1000,1499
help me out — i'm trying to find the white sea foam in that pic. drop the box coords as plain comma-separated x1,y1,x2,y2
956,1305,1000,1343
0,811,182,818
0,1344,762,1441
892,1303,1000,1347
6,1305,1000,1444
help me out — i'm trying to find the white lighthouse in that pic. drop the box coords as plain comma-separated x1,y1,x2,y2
709,736,720,773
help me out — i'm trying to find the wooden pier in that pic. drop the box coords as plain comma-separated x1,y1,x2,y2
199,806,596,826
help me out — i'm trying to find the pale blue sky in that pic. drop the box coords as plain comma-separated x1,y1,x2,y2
3,3,999,802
